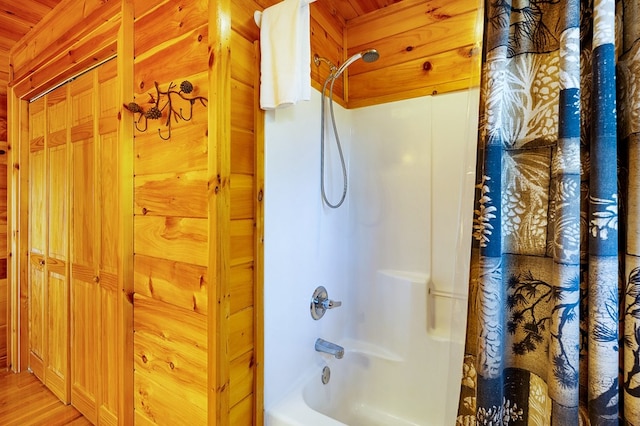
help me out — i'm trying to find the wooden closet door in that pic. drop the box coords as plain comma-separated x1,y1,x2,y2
45,88,71,403
70,71,100,424
28,97,46,380
27,88,71,404
96,60,120,426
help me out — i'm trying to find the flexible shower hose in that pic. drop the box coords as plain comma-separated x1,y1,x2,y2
320,74,348,209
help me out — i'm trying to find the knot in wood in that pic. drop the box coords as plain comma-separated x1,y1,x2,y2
422,61,433,72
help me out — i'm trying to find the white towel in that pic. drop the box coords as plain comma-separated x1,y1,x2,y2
259,0,311,110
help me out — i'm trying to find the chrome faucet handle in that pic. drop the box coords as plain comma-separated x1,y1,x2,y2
323,299,341,309
310,286,342,320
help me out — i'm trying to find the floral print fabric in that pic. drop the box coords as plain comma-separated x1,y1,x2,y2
458,0,640,424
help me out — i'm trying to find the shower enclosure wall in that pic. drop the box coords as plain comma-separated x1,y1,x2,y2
264,88,479,424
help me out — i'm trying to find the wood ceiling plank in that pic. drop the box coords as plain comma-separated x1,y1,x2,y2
329,0,359,21
347,0,477,46
0,11,35,36
0,17,28,43
0,0,54,26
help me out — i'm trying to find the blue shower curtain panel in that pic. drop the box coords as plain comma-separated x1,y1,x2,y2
457,0,640,424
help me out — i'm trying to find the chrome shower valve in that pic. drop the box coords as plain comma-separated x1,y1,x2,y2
310,286,342,320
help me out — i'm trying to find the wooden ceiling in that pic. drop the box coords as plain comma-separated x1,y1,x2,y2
0,0,62,91
326,0,404,22
0,0,400,92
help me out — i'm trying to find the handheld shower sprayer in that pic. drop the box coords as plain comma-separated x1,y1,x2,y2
314,48,380,80
315,48,380,208
334,49,380,78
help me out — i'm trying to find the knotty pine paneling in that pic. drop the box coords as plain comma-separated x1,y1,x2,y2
133,294,207,425
0,94,6,367
134,170,208,218
134,27,208,90
1,54,8,95
229,350,254,408
133,254,208,315
230,0,269,421
133,0,208,58
345,0,480,107
0,279,6,367
10,0,120,99
229,266,253,316
133,0,210,423
310,3,344,102
349,45,477,106
134,216,208,267
229,307,254,361
0,93,6,140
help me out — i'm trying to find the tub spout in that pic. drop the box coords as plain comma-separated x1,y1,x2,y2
315,338,344,359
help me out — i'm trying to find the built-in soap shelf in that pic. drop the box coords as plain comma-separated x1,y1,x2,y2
427,280,468,343
427,286,467,300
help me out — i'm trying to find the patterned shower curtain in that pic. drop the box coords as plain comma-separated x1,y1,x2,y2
457,0,640,424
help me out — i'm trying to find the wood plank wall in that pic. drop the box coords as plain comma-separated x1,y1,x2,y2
131,1,209,424
0,55,8,93
310,2,345,104
345,0,480,107
0,89,7,369
223,0,266,422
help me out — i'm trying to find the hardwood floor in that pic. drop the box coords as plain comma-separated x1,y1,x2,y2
0,369,91,425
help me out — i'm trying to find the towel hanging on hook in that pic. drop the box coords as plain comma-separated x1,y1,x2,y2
254,0,316,28
256,0,315,110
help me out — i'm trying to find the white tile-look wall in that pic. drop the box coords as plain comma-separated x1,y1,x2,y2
264,88,479,414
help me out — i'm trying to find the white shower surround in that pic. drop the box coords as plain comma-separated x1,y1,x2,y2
264,88,479,424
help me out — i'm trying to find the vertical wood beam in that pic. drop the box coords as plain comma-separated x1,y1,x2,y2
253,40,265,426
118,0,135,424
209,0,232,422
7,88,29,372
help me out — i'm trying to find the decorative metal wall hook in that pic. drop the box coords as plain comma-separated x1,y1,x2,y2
124,80,208,140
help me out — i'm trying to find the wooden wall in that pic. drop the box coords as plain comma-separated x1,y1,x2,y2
310,1,346,104
305,0,481,108
131,1,209,424
0,60,8,96
345,0,480,107
224,0,267,422
0,89,6,369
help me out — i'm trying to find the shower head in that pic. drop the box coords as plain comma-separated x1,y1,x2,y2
361,49,380,63
334,48,379,78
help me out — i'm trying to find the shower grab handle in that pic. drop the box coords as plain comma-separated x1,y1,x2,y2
310,286,342,320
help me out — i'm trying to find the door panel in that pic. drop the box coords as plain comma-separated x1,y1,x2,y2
71,272,99,424
71,139,95,267
29,149,46,255
97,61,120,424
46,272,68,402
28,257,45,379
28,98,46,380
71,136,98,421
46,140,70,403
26,62,121,424
99,280,118,425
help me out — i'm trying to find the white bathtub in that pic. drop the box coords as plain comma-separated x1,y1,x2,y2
265,270,467,426
266,337,463,426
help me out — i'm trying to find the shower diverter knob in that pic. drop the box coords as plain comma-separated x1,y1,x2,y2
310,286,342,320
